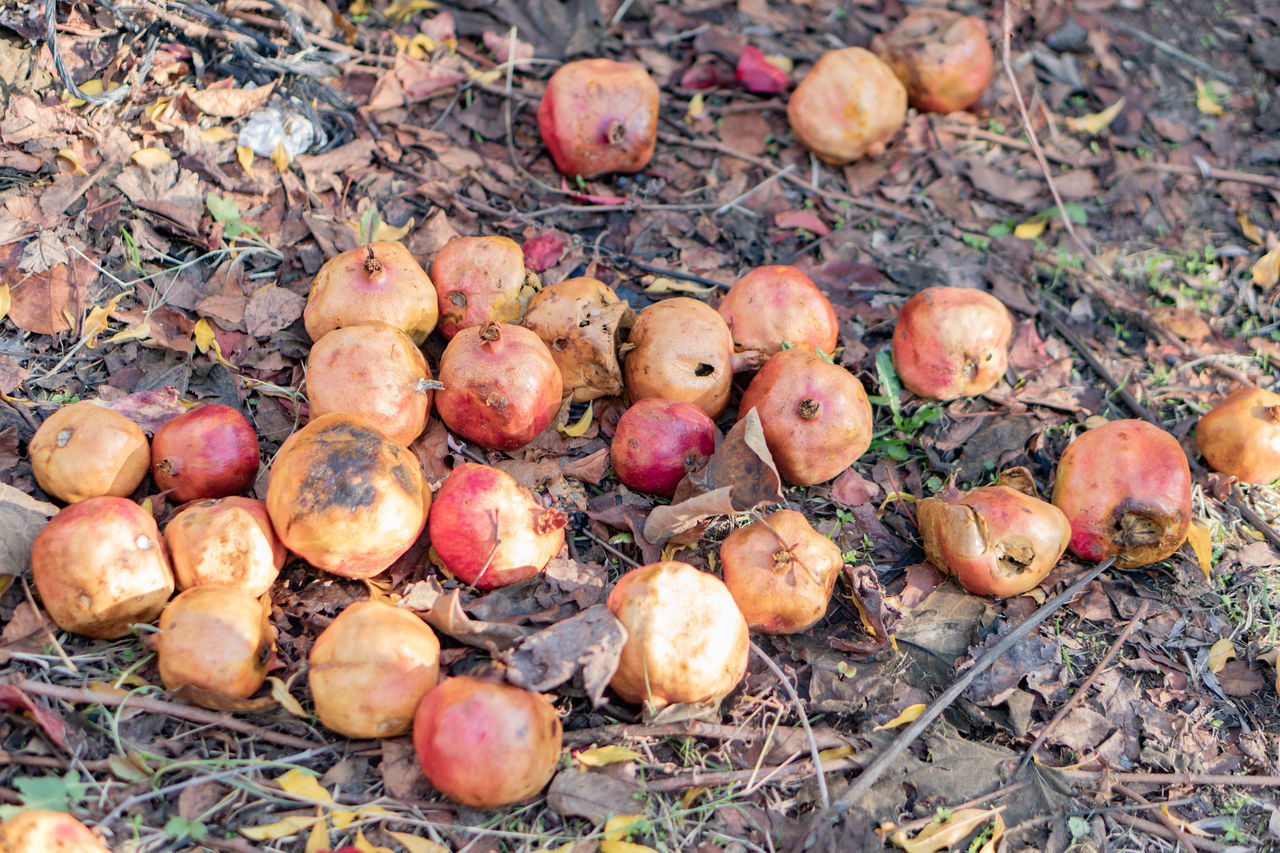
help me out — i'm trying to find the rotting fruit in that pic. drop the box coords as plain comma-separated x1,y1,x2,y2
304,241,439,344
1052,419,1192,569
431,235,533,340
523,276,635,403
891,286,1012,400
787,47,907,165
154,585,273,701
413,675,563,809
1196,386,1280,484
717,265,839,357
610,398,717,497
871,8,994,114
0,809,110,853
163,496,286,597
537,58,660,179
151,403,260,504
29,400,149,504
624,297,737,419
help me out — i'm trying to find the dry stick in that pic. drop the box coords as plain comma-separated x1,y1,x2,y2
563,720,753,746
1114,782,1200,853
1058,769,1280,787
750,641,829,809
645,755,864,794
1134,161,1280,193
1098,13,1236,84
939,123,1109,168
1108,812,1229,853
20,577,78,676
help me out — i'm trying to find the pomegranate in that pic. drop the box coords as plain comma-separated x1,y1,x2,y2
428,463,567,590
720,510,843,633
0,810,109,853
787,47,907,164
1196,387,1280,484
151,403,260,503
265,413,430,578
607,561,749,708
306,322,435,448
163,496,286,596
537,58,660,179
435,322,563,451
309,600,440,738
610,398,716,497
717,265,839,357
1052,419,1192,569
737,347,873,486
917,484,1070,598
871,9,993,114
522,276,635,403
891,286,1012,400
431,235,531,340
623,297,736,419
304,241,439,344
30,496,174,639
154,585,273,700
29,400,149,503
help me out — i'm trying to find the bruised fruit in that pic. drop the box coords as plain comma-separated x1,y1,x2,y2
309,600,440,738
1196,387,1280,484
891,286,1012,400
304,241,438,344
871,8,993,114
611,398,716,497
717,265,838,357
787,47,907,164
428,463,567,590
431,235,532,340
164,497,285,596
30,496,174,639
306,322,436,448
720,510,843,633
413,675,563,808
738,347,873,486
918,484,1070,598
0,810,109,853
537,58,660,179
1052,419,1192,569
151,403,260,503
266,413,430,578
29,400,149,503
155,585,273,700
435,322,563,450
624,297,736,419
523,276,635,403
607,561,749,708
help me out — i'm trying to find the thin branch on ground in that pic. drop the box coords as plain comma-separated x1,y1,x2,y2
749,641,829,808
1114,782,1200,853
1107,811,1230,852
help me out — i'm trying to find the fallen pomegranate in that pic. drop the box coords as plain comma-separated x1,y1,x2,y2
717,265,839,357
1052,419,1192,568
1196,387,1280,484
304,241,439,344
309,600,440,738
611,398,716,497
431,235,532,340
413,675,563,808
737,347,873,486
523,276,635,402
151,403,260,503
29,400,149,503
428,463,567,589
537,58,660,178
624,297,736,419
154,585,273,701
607,561,749,708
917,484,1070,598
435,322,563,450
891,286,1012,400
787,47,907,164
265,413,430,578
720,510,843,633
30,496,174,639
164,496,286,596
871,8,993,114
0,810,109,853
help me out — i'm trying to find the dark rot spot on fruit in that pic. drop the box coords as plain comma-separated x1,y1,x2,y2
553,336,569,351
694,362,715,377
390,462,419,496
298,453,377,512
450,291,468,307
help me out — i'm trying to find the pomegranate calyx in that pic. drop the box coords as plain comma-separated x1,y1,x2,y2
798,398,821,420
363,245,383,276
1267,404,1280,423
479,322,502,343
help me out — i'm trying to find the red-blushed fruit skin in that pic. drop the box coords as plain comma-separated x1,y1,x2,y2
155,585,273,699
890,286,1012,400
164,496,286,596
428,463,567,590
431,235,529,340
871,8,994,114
151,404,260,504
717,265,839,357
1196,387,1280,484
537,59,660,179
787,47,907,165
0,810,110,853
304,241,439,344
610,399,717,497
29,400,150,503
413,676,563,809
624,297,735,419
1051,419,1192,569
737,347,873,486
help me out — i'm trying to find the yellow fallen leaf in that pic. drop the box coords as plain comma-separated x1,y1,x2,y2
131,147,172,168
58,148,89,176
763,53,793,73
559,402,593,437
685,92,705,124
83,292,129,349
817,744,855,762
236,145,256,177
874,703,926,732
406,34,437,60
1186,523,1213,581
1252,248,1280,289
1014,218,1048,240
1237,214,1264,246
643,276,717,295
603,814,647,842
1196,77,1225,117
332,809,356,829
198,126,236,144
1208,638,1236,674
240,815,320,841
0,284,10,324
386,831,452,853
193,318,237,370
374,216,414,242
599,843,658,853
305,815,329,853
348,0,368,15
576,745,642,767
661,541,691,562
1065,97,1125,135
278,768,333,803
271,142,291,174
353,828,394,853
386,0,436,23
469,66,505,85
891,807,1005,853
143,96,174,124
1160,804,1213,836
267,676,308,718
63,78,104,108
680,787,708,809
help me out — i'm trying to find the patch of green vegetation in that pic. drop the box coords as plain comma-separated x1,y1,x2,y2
867,350,942,462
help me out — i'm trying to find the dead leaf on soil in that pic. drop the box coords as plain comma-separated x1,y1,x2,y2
103,387,190,435
244,284,306,339
547,768,646,824
8,256,93,335
832,564,903,657
398,576,535,651
185,79,276,118
380,736,433,801
0,684,69,751
499,604,626,706
0,482,58,577
831,468,882,507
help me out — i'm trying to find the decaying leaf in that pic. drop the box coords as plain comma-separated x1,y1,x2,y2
0,484,57,577
889,806,1005,853
1064,97,1125,134
830,564,903,658
1252,248,1280,289
1207,638,1236,674
0,684,69,751
398,576,535,651
186,80,276,118
546,768,647,824
499,604,626,706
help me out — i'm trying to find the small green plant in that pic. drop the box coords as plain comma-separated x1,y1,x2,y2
960,233,990,250
164,816,209,843
868,350,942,461
205,193,260,240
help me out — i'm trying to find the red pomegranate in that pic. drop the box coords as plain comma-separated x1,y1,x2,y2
610,398,717,497
304,241,439,344
431,235,531,340
0,810,109,853
871,8,993,114
152,403,260,503
717,265,839,357
891,286,1012,400
787,47,907,164
1196,387,1280,484
623,297,736,419
537,59,660,179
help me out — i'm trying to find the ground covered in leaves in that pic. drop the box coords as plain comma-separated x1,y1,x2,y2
3,0,1280,850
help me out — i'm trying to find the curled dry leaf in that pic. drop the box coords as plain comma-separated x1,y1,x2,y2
398,576,535,651
832,564,903,658
0,482,57,577
499,604,627,706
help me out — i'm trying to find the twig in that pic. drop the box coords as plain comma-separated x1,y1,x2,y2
644,755,864,793
1132,161,1280,193
1228,487,1280,553
564,720,752,745
580,527,642,568
20,578,78,676
0,750,111,771
939,122,1108,168
1057,769,1280,787
713,164,795,216
750,642,829,808
624,259,729,291
1099,13,1237,84
881,780,1029,839
1114,782,1199,853
1107,812,1230,852
47,0,157,106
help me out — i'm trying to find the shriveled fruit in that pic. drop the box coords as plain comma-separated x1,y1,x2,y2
151,403,260,503
304,241,438,344
413,675,562,808
891,286,1012,400
306,322,435,447
0,810,109,853
611,398,716,497
309,600,440,738
1052,419,1192,569
607,561,749,708
537,58,660,179
164,496,286,596
428,463,567,590
624,297,736,419
523,277,635,402
1196,387,1280,484
265,413,430,578
432,235,531,340
720,510,843,633
29,400,149,503
871,8,993,114
738,347,872,486
787,47,907,164
717,265,838,357
918,484,1070,598
155,585,273,700
435,322,563,450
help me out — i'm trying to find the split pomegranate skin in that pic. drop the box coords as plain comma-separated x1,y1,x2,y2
871,8,994,114
537,58,660,178
1196,386,1280,484
523,276,634,403
164,496,285,596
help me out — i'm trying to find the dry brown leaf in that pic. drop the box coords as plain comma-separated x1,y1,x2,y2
499,604,625,706
186,80,276,118
244,284,306,340
546,768,647,824
8,257,93,335
0,482,58,576
398,577,535,651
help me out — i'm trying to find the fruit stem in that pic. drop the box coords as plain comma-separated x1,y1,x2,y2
798,398,821,420
364,245,382,276
479,323,502,343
